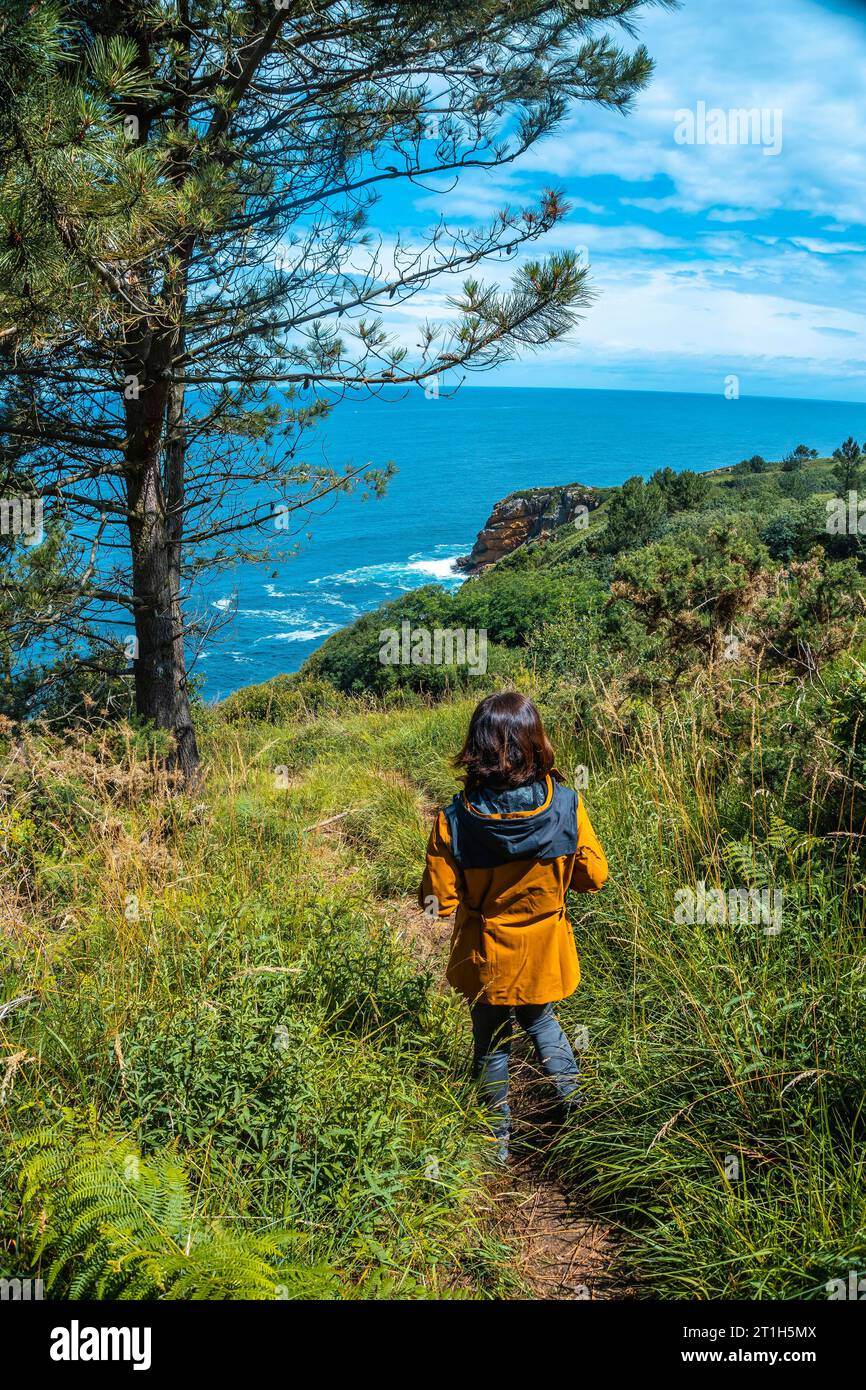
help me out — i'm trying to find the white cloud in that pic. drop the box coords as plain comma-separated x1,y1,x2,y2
520,0,866,224
361,0,866,396
789,237,866,255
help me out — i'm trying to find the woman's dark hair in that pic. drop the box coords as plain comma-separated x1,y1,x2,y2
455,692,555,792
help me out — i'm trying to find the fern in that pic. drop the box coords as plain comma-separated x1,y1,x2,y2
720,836,767,886
766,812,820,863
720,815,820,886
16,1113,339,1300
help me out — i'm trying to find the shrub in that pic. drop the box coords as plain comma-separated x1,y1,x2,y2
220,675,346,723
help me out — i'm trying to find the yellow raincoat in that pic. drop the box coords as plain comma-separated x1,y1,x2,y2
418,775,608,1006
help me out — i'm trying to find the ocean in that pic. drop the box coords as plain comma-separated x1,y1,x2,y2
196,387,866,698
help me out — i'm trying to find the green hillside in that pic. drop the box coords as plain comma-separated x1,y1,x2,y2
232,445,857,702
3,442,865,1299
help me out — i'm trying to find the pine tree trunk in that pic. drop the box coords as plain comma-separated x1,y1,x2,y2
131,552,199,780
127,489,200,781
125,347,200,783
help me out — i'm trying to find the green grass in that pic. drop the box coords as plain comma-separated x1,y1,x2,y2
0,720,515,1299
552,707,866,1298
199,670,866,1300
3,579,865,1300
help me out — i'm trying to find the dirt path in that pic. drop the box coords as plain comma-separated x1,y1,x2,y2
490,1159,627,1300
308,782,627,1300
383,895,630,1301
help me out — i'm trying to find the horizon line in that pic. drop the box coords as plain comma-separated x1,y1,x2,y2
444,383,866,408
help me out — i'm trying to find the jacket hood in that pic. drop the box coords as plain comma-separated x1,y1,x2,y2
443,775,578,870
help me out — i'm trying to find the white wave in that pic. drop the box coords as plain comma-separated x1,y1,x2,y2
255,624,340,644
406,556,461,580
202,650,253,664
309,562,408,589
238,607,310,621
263,582,357,613
212,596,235,611
313,594,360,611
310,549,466,590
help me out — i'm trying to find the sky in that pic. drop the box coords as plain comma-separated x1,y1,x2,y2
367,0,866,402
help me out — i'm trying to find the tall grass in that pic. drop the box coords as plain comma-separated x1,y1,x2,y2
209,671,866,1299
548,675,866,1298
3,654,864,1299
0,722,513,1299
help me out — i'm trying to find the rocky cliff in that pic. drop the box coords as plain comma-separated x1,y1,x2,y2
456,483,605,573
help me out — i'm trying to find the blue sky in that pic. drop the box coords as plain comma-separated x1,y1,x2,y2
368,0,866,402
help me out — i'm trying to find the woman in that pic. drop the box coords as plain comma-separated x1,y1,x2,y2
418,691,608,1162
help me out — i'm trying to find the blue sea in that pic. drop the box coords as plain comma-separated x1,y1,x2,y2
196,387,866,698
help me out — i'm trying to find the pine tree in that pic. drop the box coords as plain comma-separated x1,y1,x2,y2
831,437,864,496
1,0,672,777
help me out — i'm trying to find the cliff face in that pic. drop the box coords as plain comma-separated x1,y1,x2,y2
456,484,603,573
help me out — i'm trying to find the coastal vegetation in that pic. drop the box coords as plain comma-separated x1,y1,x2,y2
3,444,865,1298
